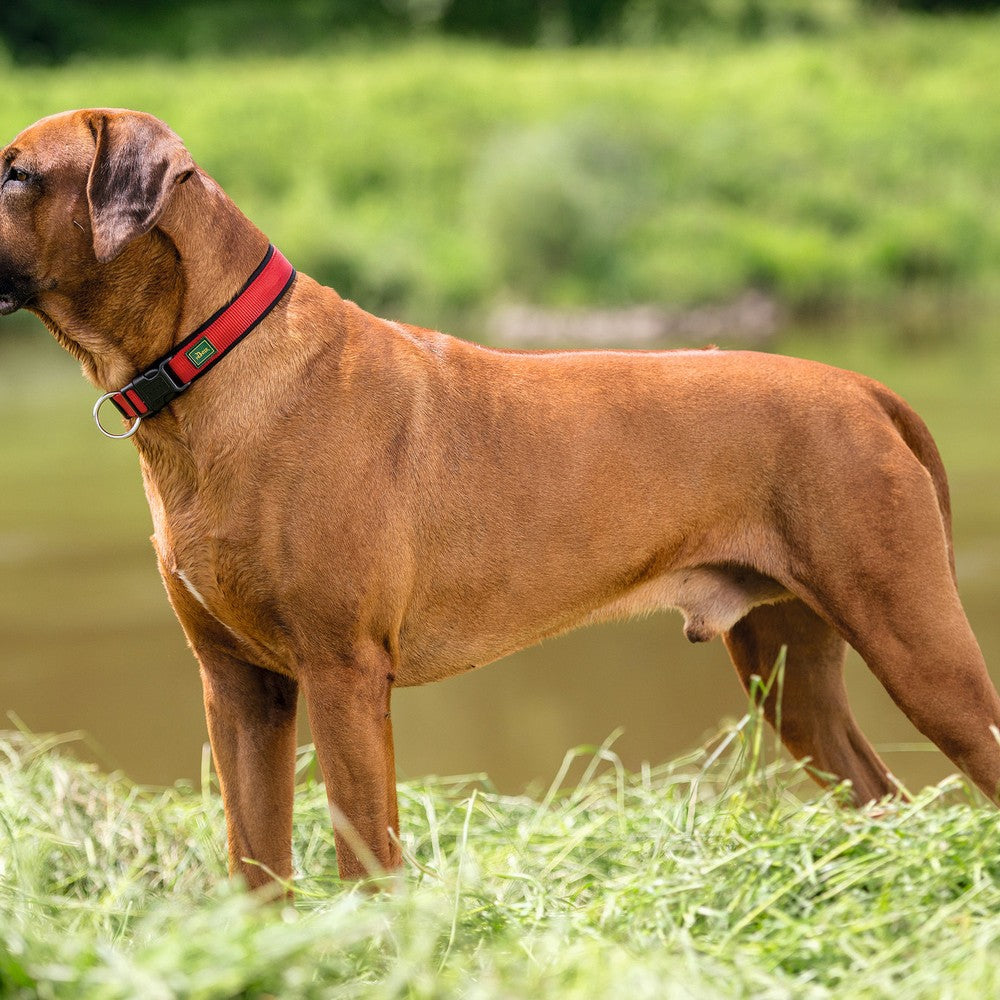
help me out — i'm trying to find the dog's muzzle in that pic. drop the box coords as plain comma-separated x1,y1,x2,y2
0,263,34,315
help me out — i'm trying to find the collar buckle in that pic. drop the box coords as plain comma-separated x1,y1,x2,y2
127,358,187,414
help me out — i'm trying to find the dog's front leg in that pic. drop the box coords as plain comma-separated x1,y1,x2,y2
199,651,299,892
299,644,401,881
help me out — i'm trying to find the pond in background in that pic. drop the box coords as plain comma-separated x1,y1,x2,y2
1,318,998,794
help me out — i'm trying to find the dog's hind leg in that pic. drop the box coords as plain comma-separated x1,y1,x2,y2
724,599,896,804
299,642,402,882
786,438,1000,803
811,567,1000,804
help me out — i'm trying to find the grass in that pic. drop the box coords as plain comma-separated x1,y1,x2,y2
4,700,1000,999
4,19,1000,326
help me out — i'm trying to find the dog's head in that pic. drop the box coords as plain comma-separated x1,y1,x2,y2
0,109,194,315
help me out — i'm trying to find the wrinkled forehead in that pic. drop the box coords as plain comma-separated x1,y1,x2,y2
3,110,97,168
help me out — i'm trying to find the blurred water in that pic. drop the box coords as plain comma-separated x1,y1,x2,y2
1,321,997,794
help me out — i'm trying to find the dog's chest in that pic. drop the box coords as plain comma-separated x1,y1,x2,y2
147,480,293,671
163,544,294,672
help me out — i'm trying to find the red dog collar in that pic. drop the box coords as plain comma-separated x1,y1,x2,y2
93,245,295,438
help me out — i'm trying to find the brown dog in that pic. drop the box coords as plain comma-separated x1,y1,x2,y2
3,109,1000,888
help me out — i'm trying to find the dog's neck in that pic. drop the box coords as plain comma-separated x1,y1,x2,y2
30,169,270,394
157,170,272,338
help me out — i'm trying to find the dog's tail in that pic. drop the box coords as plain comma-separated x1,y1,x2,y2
870,381,956,579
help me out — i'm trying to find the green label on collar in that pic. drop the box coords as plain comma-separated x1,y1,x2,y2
186,337,217,369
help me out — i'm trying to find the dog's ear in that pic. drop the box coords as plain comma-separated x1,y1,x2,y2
86,112,195,264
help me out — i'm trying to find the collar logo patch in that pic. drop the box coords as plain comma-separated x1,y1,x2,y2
186,337,217,369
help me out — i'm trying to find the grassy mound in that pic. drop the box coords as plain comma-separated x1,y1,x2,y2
3,708,1000,998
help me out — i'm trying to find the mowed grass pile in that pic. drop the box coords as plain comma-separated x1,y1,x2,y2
3,18,1000,326
4,711,1000,998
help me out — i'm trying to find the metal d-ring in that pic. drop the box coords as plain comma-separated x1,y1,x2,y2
93,392,142,439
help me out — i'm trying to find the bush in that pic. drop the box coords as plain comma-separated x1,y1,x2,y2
5,28,1000,325
470,117,651,304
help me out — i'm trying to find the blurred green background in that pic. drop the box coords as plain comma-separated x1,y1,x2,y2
1,0,999,794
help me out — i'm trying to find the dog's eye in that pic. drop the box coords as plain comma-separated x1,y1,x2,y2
5,166,32,186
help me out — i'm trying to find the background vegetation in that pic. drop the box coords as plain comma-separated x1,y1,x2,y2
0,0,960,62
4,5,1000,331
4,0,1000,63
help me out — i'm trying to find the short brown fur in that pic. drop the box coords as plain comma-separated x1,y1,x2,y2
3,110,1000,888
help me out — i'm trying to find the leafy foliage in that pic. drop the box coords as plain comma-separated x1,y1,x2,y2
0,0,893,64
5,24,1000,330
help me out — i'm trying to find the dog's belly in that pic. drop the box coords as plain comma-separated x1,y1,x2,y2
582,565,791,640
392,564,791,686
